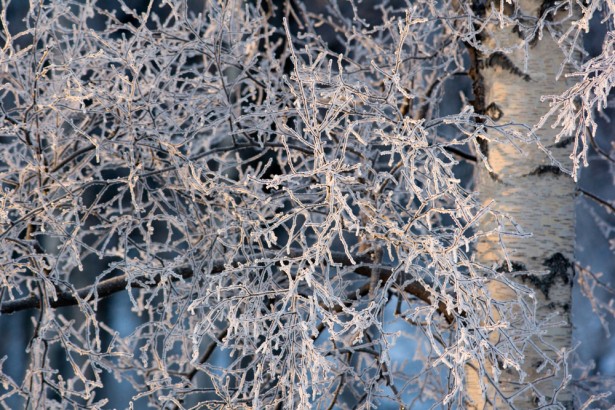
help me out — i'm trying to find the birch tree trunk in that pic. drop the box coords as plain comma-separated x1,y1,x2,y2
466,1,577,408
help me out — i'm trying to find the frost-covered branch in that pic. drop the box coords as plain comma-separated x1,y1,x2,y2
0,248,458,324
0,0,611,408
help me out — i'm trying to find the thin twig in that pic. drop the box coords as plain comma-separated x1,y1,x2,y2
579,188,615,213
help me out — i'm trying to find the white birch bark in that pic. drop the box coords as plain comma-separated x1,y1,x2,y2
466,1,577,408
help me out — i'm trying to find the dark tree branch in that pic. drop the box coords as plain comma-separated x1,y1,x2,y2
0,249,458,323
579,188,615,213
444,146,477,162
589,131,615,164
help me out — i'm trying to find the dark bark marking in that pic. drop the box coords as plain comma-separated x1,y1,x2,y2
467,45,486,116
547,301,571,312
512,24,524,40
485,102,504,121
526,165,563,176
544,252,573,286
497,261,528,273
481,52,531,81
552,136,574,149
517,253,573,299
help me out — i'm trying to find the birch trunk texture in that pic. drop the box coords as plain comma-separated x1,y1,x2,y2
466,1,578,408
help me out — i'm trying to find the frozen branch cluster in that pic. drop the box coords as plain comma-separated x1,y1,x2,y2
537,0,615,178
0,0,611,408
